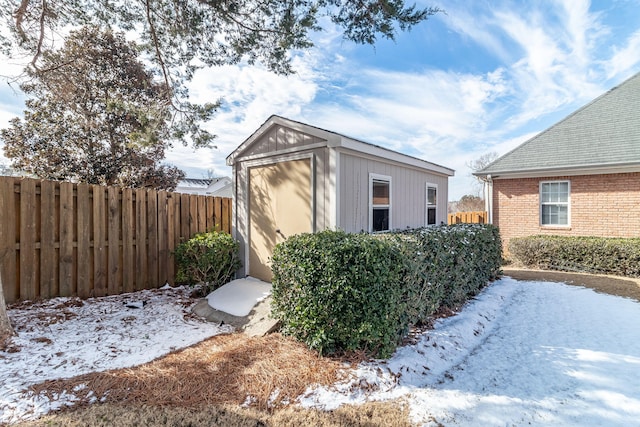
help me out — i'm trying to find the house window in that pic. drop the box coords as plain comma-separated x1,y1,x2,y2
540,181,570,226
369,174,391,232
426,184,437,225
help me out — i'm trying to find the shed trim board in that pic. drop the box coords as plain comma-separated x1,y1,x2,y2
233,141,329,164
330,146,339,229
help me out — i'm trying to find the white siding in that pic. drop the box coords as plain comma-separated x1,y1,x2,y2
338,151,449,233
240,125,325,158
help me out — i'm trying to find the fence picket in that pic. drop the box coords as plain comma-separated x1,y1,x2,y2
93,185,107,297
135,188,147,291
122,188,134,293
108,187,121,295
206,196,214,231
189,194,198,236
40,180,57,299
214,197,222,232
197,196,207,232
59,182,74,297
76,184,92,298
20,179,37,300
147,190,158,288
157,191,169,285
222,197,230,233
169,193,181,284
180,193,190,243
0,178,17,302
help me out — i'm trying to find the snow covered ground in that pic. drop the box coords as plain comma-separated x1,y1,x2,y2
301,277,640,426
1,277,640,426
0,285,231,423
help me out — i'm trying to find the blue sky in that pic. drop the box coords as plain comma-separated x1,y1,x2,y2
1,0,640,201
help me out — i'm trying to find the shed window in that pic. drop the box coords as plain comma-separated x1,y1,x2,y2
540,181,570,226
426,184,437,225
369,174,391,232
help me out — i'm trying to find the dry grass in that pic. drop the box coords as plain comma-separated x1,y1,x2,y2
29,333,346,410
19,332,415,426
16,400,413,426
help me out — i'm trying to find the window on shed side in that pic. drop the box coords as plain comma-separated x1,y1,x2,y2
426,184,437,225
370,174,391,232
540,181,570,226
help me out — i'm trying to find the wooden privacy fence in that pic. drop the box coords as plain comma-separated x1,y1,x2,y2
0,177,232,303
448,211,488,225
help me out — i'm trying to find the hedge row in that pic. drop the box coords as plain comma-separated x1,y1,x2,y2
271,224,502,358
396,224,503,324
509,235,640,277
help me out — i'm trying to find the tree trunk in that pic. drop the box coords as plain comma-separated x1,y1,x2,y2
0,275,14,341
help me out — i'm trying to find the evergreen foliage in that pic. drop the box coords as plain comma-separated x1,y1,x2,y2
509,235,640,278
174,231,242,294
1,26,185,189
271,225,502,358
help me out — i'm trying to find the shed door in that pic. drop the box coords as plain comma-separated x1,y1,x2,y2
248,158,312,281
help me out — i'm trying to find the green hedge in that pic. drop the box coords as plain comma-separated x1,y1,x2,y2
271,224,502,358
174,230,242,294
396,224,503,321
509,235,640,277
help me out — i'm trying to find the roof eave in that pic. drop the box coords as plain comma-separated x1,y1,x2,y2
474,162,640,179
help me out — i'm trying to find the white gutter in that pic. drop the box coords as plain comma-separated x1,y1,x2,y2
485,175,493,224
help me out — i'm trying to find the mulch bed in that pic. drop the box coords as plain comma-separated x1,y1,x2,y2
29,333,346,411
503,267,640,301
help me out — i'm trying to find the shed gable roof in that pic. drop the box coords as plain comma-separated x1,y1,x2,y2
226,115,455,176
477,72,640,177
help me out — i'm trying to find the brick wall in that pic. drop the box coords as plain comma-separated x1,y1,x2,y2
493,172,640,254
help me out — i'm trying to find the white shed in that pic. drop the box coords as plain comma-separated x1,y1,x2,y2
226,115,455,281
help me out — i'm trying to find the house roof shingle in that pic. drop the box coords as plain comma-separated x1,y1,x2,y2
476,72,640,177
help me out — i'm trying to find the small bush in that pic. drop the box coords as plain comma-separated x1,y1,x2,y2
271,230,406,358
174,231,242,293
509,235,640,277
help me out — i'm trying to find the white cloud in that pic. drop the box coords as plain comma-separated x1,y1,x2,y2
605,29,640,78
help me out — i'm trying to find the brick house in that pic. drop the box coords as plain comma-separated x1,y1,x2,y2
475,72,640,253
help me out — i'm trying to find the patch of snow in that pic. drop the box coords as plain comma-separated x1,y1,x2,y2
301,277,640,427
0,286,231,424
206,277,271,317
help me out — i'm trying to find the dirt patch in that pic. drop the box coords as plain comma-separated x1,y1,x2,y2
503,268,640,301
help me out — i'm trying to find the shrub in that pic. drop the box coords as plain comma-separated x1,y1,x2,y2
271,230,406,358
509,235,640,277
271,225,503,358
174,231,242,293
396,224,502,313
